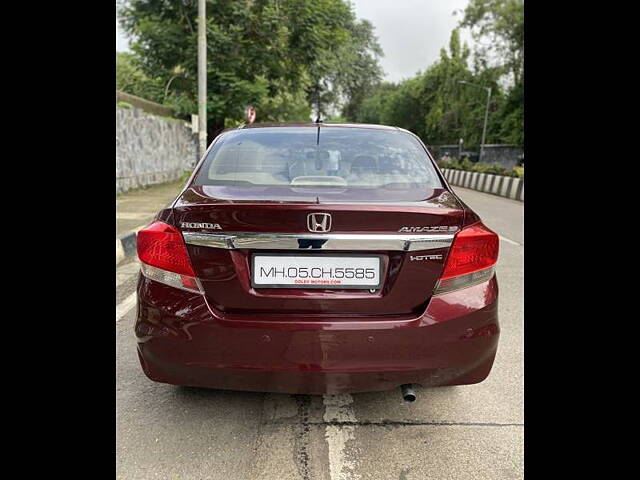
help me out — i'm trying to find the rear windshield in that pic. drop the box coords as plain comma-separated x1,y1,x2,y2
193,127,443,201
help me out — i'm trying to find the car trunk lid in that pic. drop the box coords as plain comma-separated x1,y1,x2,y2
172,186,464,317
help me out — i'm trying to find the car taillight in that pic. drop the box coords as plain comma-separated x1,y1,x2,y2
137,221,203,294
433,222,498,295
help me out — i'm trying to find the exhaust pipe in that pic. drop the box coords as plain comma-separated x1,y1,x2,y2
400,384,416,402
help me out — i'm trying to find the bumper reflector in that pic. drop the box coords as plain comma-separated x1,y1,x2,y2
433,267,495,295
141,263,203,294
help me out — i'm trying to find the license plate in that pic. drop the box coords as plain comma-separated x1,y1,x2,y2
252,254,383,289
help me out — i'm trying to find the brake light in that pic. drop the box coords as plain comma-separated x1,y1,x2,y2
434,222,498,295
137,221,202,293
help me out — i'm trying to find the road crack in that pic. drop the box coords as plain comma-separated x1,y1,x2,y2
293,395,312,480
315,420,523,428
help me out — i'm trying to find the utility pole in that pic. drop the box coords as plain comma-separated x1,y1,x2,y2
458,81,491,161
480,87,491,162
197,0,207,157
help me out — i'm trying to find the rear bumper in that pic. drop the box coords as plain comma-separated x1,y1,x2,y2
135,275,499,394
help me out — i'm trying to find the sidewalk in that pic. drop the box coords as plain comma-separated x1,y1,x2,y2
116,180,185,236
116,180,185,263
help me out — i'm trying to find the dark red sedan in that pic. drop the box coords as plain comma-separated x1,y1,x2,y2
135,123,499,399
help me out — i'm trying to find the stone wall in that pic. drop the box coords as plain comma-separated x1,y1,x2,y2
116,106,198,193
430,144,523,169
479,145,524,169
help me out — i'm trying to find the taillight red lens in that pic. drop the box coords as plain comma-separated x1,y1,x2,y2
441,222,499,280
137,221,195,276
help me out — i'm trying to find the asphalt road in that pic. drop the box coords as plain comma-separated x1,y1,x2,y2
116,186,524,480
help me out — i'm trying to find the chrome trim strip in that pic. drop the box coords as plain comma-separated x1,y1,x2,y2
182,232,454,251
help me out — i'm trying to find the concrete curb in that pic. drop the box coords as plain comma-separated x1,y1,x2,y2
442,168,524,202
115,225,145,265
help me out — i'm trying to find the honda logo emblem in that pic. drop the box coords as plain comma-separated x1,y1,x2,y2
307,213,332,233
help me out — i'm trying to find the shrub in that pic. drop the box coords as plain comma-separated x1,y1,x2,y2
437,158,461,170
472,162,511,176
460,157,475,171
439,158,522,178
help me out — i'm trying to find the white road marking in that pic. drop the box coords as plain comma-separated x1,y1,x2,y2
116,292,137,323
323,394,358,480
499,235,521,246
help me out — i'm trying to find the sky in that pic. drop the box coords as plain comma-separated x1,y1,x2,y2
116,0,472,83
351,0,471,82
116,17,129,52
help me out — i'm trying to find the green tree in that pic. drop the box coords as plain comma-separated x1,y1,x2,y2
459,0,524,146
369,29,504,147
255,77,313,123
380,76,426,135
353,22,521,148
350,82,399,124
496,77,523,145
117,0,383,136
337,19,384,121
459,0,524,85
116,52,164,102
